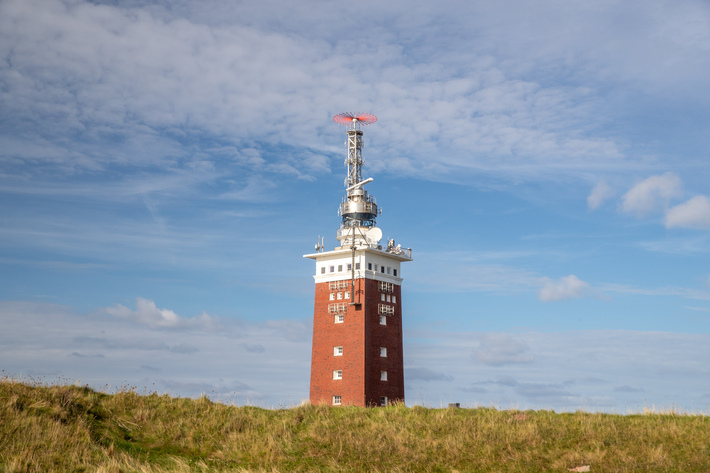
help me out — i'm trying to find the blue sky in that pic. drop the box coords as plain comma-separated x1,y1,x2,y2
1,0,709,411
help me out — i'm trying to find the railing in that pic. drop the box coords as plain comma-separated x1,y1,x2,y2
329,281,350,291
340,201,377,215
386,247,412,258
329,303,347,314
378,304,395,315
378,281,394,293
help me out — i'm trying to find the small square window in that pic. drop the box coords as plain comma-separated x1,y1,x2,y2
338,265,343,272
380,315,386,325
381,396,387,406
333,370,342,380
368,263,372,270
329,293,335,301
381,371,387,381
381,293,385,301
334,346,343,356
393,269,397,277
392,296,397,304
380,347,387,357
387,295,391,302
335,314,344,323
321,267,325,274
344,291,350,299
387,267,391,274
337,292,343,300
356,262,361,270
330,266,335,273
333,395,341,405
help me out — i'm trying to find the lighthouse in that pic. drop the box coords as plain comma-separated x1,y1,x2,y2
304,113,412,407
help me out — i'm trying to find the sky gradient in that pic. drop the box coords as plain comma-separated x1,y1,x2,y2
1,0,709,411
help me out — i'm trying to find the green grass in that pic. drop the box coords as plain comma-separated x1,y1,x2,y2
1,378,709,472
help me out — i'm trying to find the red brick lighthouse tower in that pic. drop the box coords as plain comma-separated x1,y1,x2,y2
304,113,412,407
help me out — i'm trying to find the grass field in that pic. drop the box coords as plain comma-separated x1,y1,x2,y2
1,377,709,472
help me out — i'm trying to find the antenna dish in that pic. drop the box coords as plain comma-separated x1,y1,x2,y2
333,112,377,126
365,227,382,245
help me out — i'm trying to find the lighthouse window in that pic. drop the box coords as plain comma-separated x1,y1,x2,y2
329,293,335,301
381,396,388,407
380,371,388,381
381,294,385,301
335,314,344,323
333,370,342,380
321,267,325,274
330,266,335,273
393,269,397,277
368,263,372,270
379,315,386,325
380,347,387,357
338,265,343,272
334,346,343,356
332,395,341,405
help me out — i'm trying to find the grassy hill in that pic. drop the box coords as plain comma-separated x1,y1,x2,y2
1,378,709,472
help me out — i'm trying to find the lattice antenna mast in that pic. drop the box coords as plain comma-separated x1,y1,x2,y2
345,118,363,189
333,112,376,191
333,112,378,231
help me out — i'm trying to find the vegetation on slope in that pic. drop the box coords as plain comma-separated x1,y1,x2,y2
1,378,709,472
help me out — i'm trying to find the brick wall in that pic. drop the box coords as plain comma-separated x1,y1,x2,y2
309,277,404,407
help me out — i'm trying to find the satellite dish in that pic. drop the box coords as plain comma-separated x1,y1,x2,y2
366,227,382,245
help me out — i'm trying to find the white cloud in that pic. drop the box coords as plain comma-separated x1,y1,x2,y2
266,319,311,343
638,235,710,255
0,0,636,188
471,333,533,366
409,251,541,294
665,195,710,229
103,297,218,330
620,173,683,217
587,180,614,210
405,367,454,382
539,275,590,301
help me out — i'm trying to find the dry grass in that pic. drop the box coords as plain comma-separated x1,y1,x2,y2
1,377,709,472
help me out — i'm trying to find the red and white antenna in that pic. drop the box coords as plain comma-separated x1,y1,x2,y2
333,112,377,128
